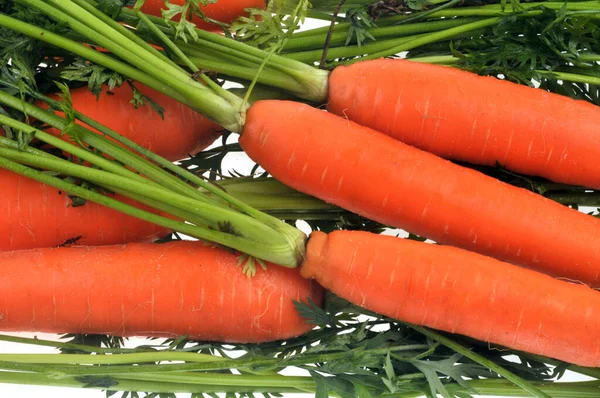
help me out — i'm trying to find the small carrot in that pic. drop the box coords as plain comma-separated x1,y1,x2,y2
240,100,600,287
0,169,171,251
0,240,322,342
326,59,600,190
301,230,600,367
138,0,265,31
42,83,222,161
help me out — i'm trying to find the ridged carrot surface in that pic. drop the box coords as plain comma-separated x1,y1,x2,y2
301,230,600,367
43,84,222,161
327,59,600,189
240,100,600,287
0,240,322,342
0,169,170,251
139,0,265,31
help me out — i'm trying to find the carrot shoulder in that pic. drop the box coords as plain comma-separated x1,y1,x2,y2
327,59,600,189
0,169,171,251
302,230,600,367
240,100,600,287
0,240,322,342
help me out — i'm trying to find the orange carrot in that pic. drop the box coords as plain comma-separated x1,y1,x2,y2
240,100,600,287
139,0,265,31
0,169,171,251
0,240,322,342
327,59,600,189
301,230,600,367
42,83,222,161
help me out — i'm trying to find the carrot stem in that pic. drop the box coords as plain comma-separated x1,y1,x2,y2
410,325,552,398
0,154,301,266
281,17,481,53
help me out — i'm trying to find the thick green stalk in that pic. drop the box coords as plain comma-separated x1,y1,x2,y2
17,0,242,131
0,147,295,258
118,7,331,101
0,14,184,103
0,156,299,266
71,0,182,71
0,114,152,186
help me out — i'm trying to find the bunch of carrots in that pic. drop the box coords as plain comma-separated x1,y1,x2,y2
1,0,600,396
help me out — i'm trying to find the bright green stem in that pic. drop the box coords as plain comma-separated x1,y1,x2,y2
0,147,294,258
18,0,242,131
286,32,432,63
71,0,182,71
0,91,202,198
0,334,138,354
0,371,308,394
0,13,184,103
282,17,481,52
410,326,551,398
0,344,431,376
134,9,199,73
0,114,150,186
118,7,331,102
353,17,502,62
0,352,226,365
0,156,299,266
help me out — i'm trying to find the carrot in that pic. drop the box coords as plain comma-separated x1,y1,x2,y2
42,83,222,161
326,59,600,189
240,100,600,287
0,240,322,342
301,230,600,367
138,0,265,31
0,169,171,251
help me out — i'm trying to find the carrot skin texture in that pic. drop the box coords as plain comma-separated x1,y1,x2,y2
0,169,171,251
0,240,322,342
240,100,600,287
139,0,265,31
43,84,222,161
302,230,600,367
327,59,600,189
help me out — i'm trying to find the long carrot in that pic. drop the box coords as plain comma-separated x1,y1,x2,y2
0,240,322,342
301,230,600,367
42,83,222,161
326,59,600,189
138,0,265,31
0,169,171,251
240,100,600,287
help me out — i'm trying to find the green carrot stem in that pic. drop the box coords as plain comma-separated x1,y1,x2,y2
0,344,432,375
0,113,151,185
0,334,139,354
0,370,308,394
286,32,432,63
0,156,299,266
410,325,551,398
0,147,291,250
133,10,200,73
282,17,481,52
0,14,184,103
42,0,192,85
70,0,182,71
16,0,242,130
352,17,502,62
